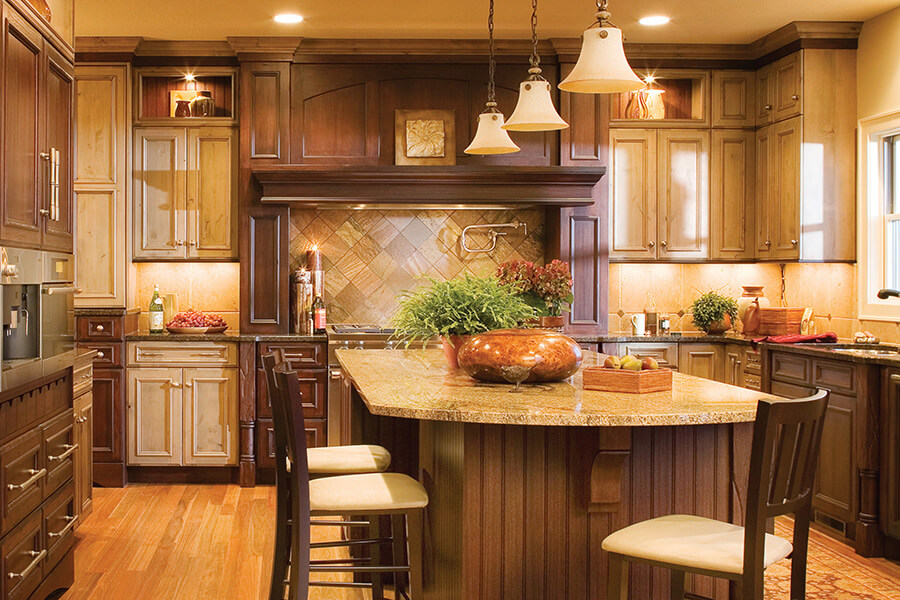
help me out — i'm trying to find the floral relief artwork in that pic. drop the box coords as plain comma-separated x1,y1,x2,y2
406,119,445,158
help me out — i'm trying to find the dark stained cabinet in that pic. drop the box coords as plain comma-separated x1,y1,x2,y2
40,43,74,252
241,61,290,164
883,369,900,542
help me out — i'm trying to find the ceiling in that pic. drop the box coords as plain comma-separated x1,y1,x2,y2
75,0,899,44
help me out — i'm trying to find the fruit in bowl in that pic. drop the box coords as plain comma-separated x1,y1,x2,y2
166,309,228,333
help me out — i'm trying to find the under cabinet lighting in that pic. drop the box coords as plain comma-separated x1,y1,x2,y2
639,16,670,26
274,13,304,24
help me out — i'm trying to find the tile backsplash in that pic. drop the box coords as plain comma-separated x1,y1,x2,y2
134,262,240,331
289,208,545,324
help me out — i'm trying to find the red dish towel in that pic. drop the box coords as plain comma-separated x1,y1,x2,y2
752,332,838,344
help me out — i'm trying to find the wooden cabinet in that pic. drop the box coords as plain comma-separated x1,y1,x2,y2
771,53,802,123
755,63,775,126
710,130,755,260
711,71,755,128
609,129,709,260
755,118,801,260
724,344,745,387
126,368,183,466
679,343,725,382
74,64,132,308
0,2,73,252
182,368,238,466
72,352,93,527
883,370,900,541
133,126,237,260
612,343,679,370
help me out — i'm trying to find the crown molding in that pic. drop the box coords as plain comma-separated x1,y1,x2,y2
226,36,304,61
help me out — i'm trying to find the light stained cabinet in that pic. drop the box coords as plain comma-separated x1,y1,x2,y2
133,126,237,260
75,63,132,308
756,118,801,260
127,367,238,466
610,129,709,260
74,391,93,523
679,343,726,382
711,129,755,259
711,71,755,128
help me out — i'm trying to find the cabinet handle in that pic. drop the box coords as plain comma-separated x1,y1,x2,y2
7,549,46,580
7,468,46,491
40,152,51,161
791,94,799,101
39,209,51,217
195,352,223,357
764,104,772,110
648,241,655,248
49,443,78,462
175,240,185,246
330,369,342,380
170,381,181,388
187,240,196,247
892,374,900,383
97,351,105,358
139,351,163,357
95,324,105,332
76,416,87,424
764,240,771,246
48,516,77,539
184,381,193,388
791,239,798,246
660,241,667,248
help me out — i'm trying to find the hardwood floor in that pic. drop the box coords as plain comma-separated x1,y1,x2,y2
62,484,900,600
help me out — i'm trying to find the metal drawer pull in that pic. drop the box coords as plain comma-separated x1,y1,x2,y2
7,468,46,491
139,352,164,357
76,416,87,424
95,324,104,332
330,369,342,380
892,374,900,383
97,351,105,358
7,549,46,580
48,516,77,538
42,286,82,295
195,352,223,357
49,444,78,462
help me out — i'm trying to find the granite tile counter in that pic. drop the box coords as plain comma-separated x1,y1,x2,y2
125,331,326,343
337,348,774,426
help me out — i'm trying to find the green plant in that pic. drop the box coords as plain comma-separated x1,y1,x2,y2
391,274,535,343
690,291,738,332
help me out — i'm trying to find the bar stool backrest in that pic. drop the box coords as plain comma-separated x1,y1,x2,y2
743,388,829,579
261,351,290,466
273,364,312,482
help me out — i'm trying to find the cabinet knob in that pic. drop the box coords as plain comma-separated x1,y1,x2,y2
791,239,798,246
648,241,655,248
791,94,799,101
40,152,51,161
764,240,771,246
97,351,105,358
175,240,185,246
95,324,105,332
660,241,667,248
184,381,193,388
187,240,196,247
39,209,51,217
764,104,772,111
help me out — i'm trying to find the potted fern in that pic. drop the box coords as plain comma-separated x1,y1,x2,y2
392,275,535,368
690,291,739,334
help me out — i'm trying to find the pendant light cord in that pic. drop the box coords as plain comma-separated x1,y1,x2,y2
486,0,497,109
595,0,613,28
529,0,541,74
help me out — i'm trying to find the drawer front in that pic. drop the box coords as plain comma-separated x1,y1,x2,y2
770,352,811,385
744,372,761,390
578,342,599,353
813,359,857,395
744,349,762,374
128,342,238,367
1,431,44,537
73,361,93,397
1,508,44,600
770,380,813,400
258,417,328,467
42,413,75,497
43,483,76,574
259,343,326,369
618,343,679,368
76,316,122,341
76,342,123,368
256,368,327,419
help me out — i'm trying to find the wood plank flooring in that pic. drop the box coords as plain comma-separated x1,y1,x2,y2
62,484,900,600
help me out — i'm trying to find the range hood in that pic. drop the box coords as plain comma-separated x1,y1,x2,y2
252,165,605,208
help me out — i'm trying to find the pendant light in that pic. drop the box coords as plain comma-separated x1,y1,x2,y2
465,0,520,155
503,0,568,131
558,0,644,94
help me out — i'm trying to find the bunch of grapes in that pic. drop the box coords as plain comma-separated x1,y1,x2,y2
166,309,227,328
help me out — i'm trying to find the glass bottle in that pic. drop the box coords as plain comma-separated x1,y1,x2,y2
149,285,165,333
312,296,326,335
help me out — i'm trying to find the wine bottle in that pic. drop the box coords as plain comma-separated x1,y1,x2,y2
149,285,165,333
312,295,326,335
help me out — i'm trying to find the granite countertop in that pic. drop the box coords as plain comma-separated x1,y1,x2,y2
594,333,753,345
337,348,773,427
75,307,141,317
759,342,900,367
125,331,327,343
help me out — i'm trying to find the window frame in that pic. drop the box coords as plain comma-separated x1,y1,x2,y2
858,111,900,321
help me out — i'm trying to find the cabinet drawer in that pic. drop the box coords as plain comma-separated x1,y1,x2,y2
76,342,123,368
770,353,811,385
43,483,76,574
1,508,44,600
813,360,856,395
744,349,762,374
770,380,812,399
258,418,327,467
128,342,238,367
618,343,679,368
744,372,761,390
73,361,93,397
1,431,44,537
76,316,123,341
42,413,75,497
259,343,326,369
257,369,326,419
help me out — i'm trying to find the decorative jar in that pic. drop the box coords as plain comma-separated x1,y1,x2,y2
457,329,582,383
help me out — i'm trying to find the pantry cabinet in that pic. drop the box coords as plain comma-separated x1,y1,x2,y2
133,126,237,260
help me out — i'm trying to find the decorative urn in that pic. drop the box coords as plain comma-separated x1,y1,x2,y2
457,329,583,384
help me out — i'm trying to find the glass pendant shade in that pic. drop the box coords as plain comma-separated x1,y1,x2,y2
464,112,521,155
558,27,644,94
503,79,569,131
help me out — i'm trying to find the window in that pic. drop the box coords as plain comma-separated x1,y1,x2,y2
859,113,900,321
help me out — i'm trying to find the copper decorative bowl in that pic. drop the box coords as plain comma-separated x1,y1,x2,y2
457,329,583,384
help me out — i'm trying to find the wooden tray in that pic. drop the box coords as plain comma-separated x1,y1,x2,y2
758,307,805,336
583,367,673,393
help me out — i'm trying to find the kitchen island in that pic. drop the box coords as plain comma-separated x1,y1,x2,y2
338,348,779,600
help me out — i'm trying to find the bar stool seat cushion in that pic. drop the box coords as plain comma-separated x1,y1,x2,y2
307,445,391,474
309,473,429,512
601,515,792,575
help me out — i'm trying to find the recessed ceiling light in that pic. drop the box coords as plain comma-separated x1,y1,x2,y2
639,16,670,26
274,13,304,24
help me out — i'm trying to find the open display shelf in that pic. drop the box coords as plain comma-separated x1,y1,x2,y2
611,70,709,126
135,67,237,124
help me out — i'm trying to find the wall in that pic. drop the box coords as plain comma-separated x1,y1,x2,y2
289,208,545,324
134,263,241,331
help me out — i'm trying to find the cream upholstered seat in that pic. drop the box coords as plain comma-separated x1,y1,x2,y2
307,444,391,474
601,514,792,575
309,472,429,513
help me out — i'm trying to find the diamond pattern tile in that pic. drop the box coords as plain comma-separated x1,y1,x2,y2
291,208,545,324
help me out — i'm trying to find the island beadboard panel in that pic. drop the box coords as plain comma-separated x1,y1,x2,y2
289,208,545,324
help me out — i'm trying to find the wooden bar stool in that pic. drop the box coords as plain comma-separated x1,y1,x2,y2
602,389,829,600
269,362,427,600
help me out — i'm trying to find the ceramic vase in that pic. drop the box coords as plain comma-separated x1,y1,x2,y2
174,100,192,118
457,329,583,383
189,91,215,117
441,335,469,369
737,286,770,320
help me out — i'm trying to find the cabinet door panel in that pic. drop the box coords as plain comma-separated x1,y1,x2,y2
772,118,801,259
182,368,238,465
242,63,289,163
1,8,43,248
609,130,656,259
724,345,745,387
133,128,185,259
711,130,755,259
91,368,123,464
42,45,74,252
772,53,802,122
755,65,774,126
883,371,900,540
74,392,93,525
814,391,856,524
679,344,725,382
658,130,709,260
126,368,182,465
711,71,755,128
187,128,236,259
755,125,773,256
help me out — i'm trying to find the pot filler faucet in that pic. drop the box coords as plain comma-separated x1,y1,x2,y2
461,221,528,253
877,289,900,299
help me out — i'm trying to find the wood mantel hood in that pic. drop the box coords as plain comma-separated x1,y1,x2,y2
251,165,606,207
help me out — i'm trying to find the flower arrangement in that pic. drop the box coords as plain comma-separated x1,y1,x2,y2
496,259,574,317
